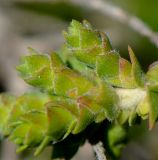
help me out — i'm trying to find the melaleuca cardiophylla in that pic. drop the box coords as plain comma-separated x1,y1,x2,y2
0,20,158,159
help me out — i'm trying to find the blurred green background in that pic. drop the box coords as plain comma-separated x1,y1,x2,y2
0,0,158,159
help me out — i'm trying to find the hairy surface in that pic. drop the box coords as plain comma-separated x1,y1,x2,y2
0,20,158,159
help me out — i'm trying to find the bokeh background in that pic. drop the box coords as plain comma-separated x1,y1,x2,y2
0,0,158,159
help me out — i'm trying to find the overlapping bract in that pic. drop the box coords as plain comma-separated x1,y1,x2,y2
0,20,158,157
0,52,118,155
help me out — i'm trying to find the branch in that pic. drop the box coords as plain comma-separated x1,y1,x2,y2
93,142,107,160
72,0,158,47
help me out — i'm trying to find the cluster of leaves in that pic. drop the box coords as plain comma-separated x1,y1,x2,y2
0,20,158,159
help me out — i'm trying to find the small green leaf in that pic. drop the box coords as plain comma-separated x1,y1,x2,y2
119,58,137,88
64,20,112,67
53,68,94,98
96,52,121,86
17,52,53,91
51,52,64,68
46,106,75,140
128,46,145,87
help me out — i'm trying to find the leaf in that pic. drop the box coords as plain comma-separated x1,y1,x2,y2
51,52,65,68
64,20,112,67
53,68,94,98
119,58,136,88
17,52,53,91
96,51,121,86
128,46,145,87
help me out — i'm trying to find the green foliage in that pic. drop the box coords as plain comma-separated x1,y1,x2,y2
1,20,158,159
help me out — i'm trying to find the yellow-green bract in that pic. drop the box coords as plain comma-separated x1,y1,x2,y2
0,20,158,157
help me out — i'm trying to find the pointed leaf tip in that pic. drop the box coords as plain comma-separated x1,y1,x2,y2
51,52,64,68
128,46,145,87
34,136,51,156
16,145,28,153
17,54,54,91
83,20,93,29
27,47,39,55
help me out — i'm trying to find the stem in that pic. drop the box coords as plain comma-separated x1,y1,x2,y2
93,142,107,160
